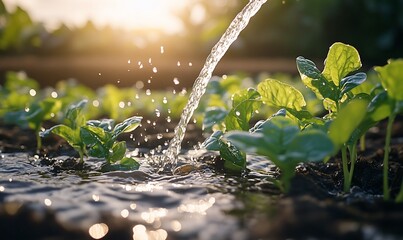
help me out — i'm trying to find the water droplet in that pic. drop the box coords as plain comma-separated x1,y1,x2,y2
98,72,102,76
130,203,137,210
162,97,168,104
148,79,152,84
89,223,109,239
166,116,171,123
146,89,152,96
173,78,180,85
171,220,182,232
222,75,228,79
235,111,241,116
160,46,164,54
119,101,125,108
148,58,152,64
44,198,52,206
120,209,129,218
92,194,100,202
139,64,143,69
128,59,131,64
29,89,36,96
51,91,58,98
188,62,193,67
92,100,99,107
155,109,161,117
177,61,181,67
135,94,140,99
157,134,163,139
193,118,197,123
153,67,158,73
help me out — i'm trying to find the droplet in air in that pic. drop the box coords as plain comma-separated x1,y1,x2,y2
173,78,180,85
177,61,181,67
160,46,164,54
128,59,131,64
146,89,152,96
29,89,36,96
188,62,193,67
153,67,158,73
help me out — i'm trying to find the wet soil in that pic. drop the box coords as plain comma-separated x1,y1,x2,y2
1,119,403,240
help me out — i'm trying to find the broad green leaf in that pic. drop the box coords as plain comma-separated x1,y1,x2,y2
203,107,228,130
119,157,140,169
48,125,80,148
109,141,127,163
296,56,338,101
375,59,403,101
323,42,362,86
65,99,88,128
340,72,367,96
258,79,306,111
87,119,115,131
203,130,223,151
80,125,107,145
224,88,261,131
88,144,108,159
220,142,246,173
328,99,369,147
112,116,142,139
367,91,392,121
286,130,334,162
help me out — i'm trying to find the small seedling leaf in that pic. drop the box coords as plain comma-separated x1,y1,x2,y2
323,42,362,86
375,59,403,101
225,88,261,131
113,116,142,139
109,141,126,163
340,72,367,96
203,107,228,130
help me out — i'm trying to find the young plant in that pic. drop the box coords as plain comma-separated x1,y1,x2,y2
41,100,88,163
374,59,403,201
81,116,142,171
4,98,61,151
328,99,369,192
224,114,334,192
202,88,262,172
296,42,367,115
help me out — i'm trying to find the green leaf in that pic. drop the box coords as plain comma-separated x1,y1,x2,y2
65,99,88,129
203,107,228,130
328,99,369,147
286,130,334,162
296,56,338,101
340,72,367,96
367,90,392,121
258,79,306,111
224,88,261,131
119,157,140,169
220,142,246,173
375,59,403,101
87,119,115,132
88,144,108,159
112,116,142,139
202,130,224,151
80,125,107,145
323,42,362,86
48,125,80,148
109,141,126,163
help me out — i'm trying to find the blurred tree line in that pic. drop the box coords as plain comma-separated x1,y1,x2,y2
0,0,401,65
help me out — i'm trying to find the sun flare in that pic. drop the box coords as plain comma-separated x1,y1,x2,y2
3,0,188,33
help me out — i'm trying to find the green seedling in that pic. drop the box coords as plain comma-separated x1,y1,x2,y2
203,88,262,172
296,42,367,114
0,71,40,116
4,98,61,151
374,59,403,201
225,115,334,192
328,99,369,192
81,116,142,171
41,100,88,163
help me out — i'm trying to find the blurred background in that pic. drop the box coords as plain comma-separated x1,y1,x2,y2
0,0,402,89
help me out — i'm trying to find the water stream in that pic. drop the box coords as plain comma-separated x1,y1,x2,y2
155,0,267,171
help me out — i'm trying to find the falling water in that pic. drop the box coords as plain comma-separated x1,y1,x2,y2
153,0,267,171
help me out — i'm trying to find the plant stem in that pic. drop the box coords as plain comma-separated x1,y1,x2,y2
347,143,357,189
396,181,403,203
383,113,396,201
341,145,350,192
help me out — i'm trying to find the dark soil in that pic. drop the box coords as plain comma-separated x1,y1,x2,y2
1,119,403,240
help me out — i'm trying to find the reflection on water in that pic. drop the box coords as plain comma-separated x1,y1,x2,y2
0,153,278,239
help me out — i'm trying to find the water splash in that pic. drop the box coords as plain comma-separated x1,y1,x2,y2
152,0,267,172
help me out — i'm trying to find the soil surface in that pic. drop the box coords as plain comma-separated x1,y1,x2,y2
1,119,403,240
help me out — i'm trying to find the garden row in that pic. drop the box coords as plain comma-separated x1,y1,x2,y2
1,42,402,202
